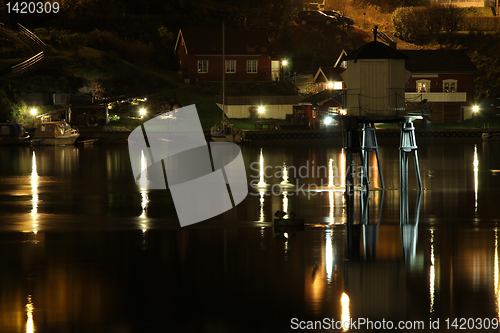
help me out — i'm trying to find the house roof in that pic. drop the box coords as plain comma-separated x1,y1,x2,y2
344,41,408,61
400,50,477,73
334,49,348,67
314,66,345,82
300,89,343,106
175,29,273,55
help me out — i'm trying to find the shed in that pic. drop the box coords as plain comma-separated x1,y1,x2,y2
341,41,410,117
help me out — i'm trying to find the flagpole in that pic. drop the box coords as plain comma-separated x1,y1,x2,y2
222,21,225,118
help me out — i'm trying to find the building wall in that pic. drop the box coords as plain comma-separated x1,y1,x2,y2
316,75,345,92
217,103,293,119
184,54,276,82
406,73,474,105
405,73,475,123
341,59,409,117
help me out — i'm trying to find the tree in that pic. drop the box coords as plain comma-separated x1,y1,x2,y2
392,5,465,44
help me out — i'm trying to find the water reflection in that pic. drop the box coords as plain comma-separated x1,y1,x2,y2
259,190,265,222
341,292,350,331
30,151,38,234
26,296,34,333
328,158,335,225
474,144,479,215
0,143,500,331
340,148,346,188
257,148,267,187
249,147,350,225
139,191,149,232
257,149,268,222
325,230,333,283
281,161,291,219
495,229,499,319
430,229,435,315
282,191,288,219
139,150,148,189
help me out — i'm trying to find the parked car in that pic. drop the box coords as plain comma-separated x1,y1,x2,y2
296,11,339,25
321,10,354,26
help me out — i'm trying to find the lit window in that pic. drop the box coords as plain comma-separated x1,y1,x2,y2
225,60,236,73
443,79,457,92
247,59,258,73
416,79,431,93
197,60,208,73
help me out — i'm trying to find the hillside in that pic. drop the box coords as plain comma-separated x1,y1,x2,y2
1,0,499,124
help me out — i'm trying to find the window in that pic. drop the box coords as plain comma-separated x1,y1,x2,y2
247,59,258,73
197,60,208,73
443,79,457,92
416,79,431,93
225,60,236,73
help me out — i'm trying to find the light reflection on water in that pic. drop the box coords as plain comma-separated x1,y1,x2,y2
0,142,499,332
25,296,33,333
496,229,500,320
30,151,38,234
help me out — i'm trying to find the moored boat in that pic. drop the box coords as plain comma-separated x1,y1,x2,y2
32,121,80,145
210,120,245,143
0,123,30,145
482,132,500,141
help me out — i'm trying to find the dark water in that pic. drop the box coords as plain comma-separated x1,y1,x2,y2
0,141,500,332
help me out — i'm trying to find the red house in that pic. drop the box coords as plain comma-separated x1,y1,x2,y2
174,28,285,83
400,50,477,123
322,48,477,122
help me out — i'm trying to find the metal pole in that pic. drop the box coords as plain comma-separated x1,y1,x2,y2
413,150,422,190
222,22,225,117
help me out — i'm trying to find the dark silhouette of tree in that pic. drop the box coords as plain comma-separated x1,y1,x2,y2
392,5,465,43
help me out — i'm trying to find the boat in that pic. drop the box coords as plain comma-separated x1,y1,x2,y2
0,123,30,145
32,121,80,145
211,117,245,143
210,22,245,144
482,132,500,141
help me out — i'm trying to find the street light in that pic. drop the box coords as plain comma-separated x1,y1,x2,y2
30,108,37,128
139,108,146,119
282,60,288,81
258,106,264,114
473,105,479,128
